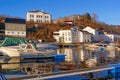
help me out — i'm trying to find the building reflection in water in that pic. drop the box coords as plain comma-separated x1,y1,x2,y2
57,48,120,68
57,48,73,62
1,48,120,76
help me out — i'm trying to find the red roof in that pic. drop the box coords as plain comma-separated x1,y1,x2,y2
64,20,73,22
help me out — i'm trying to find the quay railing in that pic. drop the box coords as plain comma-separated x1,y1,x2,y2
6,65,114,80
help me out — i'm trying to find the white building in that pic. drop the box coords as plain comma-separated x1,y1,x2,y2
104,32,120,42
83,26,99,41
83,26,120,43
26,10,51,23
53,26,92,43
5,18,26,38
79,31,91,43
59,29,72,43
53,27,79,43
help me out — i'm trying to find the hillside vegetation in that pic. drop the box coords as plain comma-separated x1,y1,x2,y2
0,13,120,41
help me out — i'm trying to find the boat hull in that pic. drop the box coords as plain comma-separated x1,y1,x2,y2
0,47,20,57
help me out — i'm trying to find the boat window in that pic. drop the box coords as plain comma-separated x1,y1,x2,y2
21,45,26,48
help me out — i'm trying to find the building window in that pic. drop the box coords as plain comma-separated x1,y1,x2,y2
36,15,38,18
65,37,67,41
36,15,41,18
45,16,48,18
69,37,71,41
68,32,71,36
30,14,34,18
37,20,39,22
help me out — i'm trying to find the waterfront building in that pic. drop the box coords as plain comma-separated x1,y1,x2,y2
53,26,79,43
79,31,91,43
83,26,100,42
59,29,72,43
5,18,26,38
53,26,91,43
83,26,120,43
26,10,51,23
104,32,120,42
53,26,120,43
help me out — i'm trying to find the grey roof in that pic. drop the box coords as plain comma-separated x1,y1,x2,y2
5,18,26,24
28,10,49,14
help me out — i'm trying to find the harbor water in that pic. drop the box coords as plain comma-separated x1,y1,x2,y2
0,47,120,79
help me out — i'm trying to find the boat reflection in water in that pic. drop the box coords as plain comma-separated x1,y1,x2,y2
0,57,55,75
21,63,54,75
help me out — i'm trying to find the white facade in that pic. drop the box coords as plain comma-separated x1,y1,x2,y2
53,27,79,43
26,10,51,23
83,26,120,42
5,18,26,38
83,26,99,41
5,31,26,37
53,26,92,43
104,32,120,42
54,26,120,43
79,31,91,43
59,30,72,43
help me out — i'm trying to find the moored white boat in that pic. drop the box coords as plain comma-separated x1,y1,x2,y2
0,37,56,57
0,43,41,57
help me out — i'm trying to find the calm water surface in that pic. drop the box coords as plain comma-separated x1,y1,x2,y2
0,47,120,79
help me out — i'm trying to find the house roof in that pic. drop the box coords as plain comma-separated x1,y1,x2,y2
81,31,91,34
28,10,49,14
5,18,26,24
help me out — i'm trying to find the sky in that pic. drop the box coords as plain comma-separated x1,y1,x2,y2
0,0,120,25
